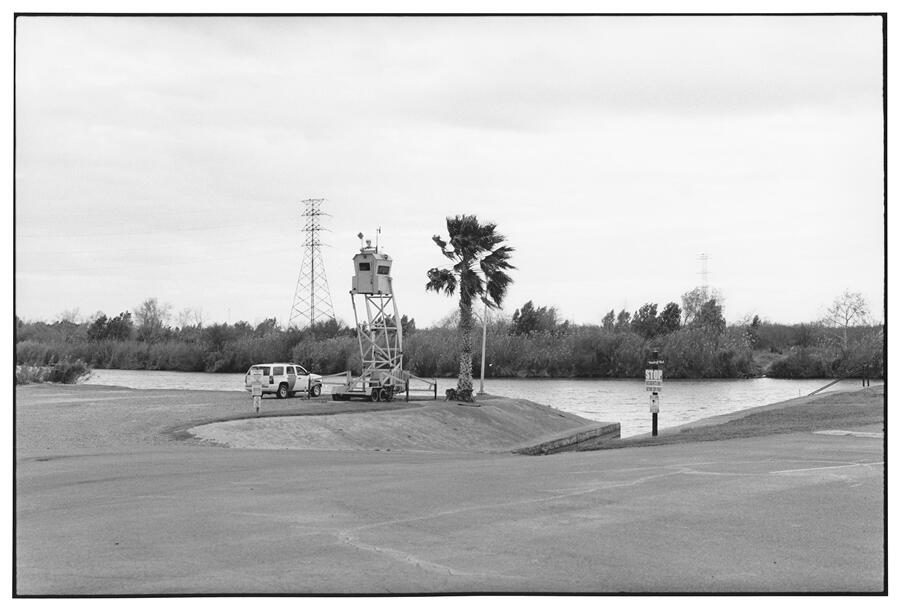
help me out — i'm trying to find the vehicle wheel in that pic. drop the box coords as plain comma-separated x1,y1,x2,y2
371,388,381,402
277,384,289,399
379,387,393,402
310,384,322,398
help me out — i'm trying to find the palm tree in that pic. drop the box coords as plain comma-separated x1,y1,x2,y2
426,215,515,401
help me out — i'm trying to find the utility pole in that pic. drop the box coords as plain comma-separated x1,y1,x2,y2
289,198,336,329
479,301,488,395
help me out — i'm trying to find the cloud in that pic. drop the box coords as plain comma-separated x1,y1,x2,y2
14,16,884,325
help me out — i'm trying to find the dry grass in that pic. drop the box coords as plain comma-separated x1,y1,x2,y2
583,386,884,451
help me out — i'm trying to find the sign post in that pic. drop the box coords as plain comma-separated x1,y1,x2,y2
645,350,664,436
250,368,263,414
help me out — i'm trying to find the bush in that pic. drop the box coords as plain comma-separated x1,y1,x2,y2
16,340,53,365
767,349,832,379
45,359,92,383
15,358,92,385
292,337,360,374
15,365,44,385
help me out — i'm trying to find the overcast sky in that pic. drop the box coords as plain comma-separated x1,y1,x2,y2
15,15,884,328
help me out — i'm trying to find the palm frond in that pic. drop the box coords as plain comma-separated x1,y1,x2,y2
425,268,457,296
476,222,504,251
432,235,457,261
458,267,484,304
446,215,485,262
484,270,513,308
480,246,516,274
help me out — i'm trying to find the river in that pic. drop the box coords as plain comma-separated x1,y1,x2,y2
80,369,878,438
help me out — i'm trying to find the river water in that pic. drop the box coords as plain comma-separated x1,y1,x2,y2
81,369,877,438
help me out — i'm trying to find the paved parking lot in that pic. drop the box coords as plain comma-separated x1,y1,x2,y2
16,422,884,594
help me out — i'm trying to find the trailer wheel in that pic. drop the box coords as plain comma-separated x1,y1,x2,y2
379,387,393,402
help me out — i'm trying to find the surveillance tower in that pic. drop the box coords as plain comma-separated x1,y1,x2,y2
331,230,406,402
288,198,336,329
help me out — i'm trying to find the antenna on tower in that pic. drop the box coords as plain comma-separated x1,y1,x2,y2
698,252,711,300
289,198,336,329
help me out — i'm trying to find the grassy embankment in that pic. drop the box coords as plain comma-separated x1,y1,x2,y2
583,386,884,451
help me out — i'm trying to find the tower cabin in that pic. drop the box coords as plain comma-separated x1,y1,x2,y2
351,242,393,295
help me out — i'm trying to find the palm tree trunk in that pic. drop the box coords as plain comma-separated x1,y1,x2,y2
457,296,475,401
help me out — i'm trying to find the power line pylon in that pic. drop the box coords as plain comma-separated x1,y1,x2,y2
289,198,336,329
698,252,711,300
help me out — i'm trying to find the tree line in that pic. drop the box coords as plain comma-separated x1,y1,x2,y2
15,290,883,382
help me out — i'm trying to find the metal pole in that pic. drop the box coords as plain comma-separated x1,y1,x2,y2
310,235,315,325
479,302,487,396
649,350,662,437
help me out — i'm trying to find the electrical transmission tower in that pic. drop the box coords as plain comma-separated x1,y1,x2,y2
698,252,711,300
289,198,336,329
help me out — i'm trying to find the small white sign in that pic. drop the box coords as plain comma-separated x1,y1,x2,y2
645,369,663,393
250,369,263,413
650,393,660,413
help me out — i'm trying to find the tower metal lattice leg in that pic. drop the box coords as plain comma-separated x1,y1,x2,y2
289,198,336,329
343,292,404,396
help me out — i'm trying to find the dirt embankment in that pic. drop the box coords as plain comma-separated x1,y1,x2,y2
14,384,618,454
188,396,619,452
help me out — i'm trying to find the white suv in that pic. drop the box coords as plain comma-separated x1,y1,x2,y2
244,363,323,399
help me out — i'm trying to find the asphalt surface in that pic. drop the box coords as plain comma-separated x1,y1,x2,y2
15,385,885,594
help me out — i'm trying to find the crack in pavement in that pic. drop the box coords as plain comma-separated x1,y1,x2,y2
335,530,524,580
332,469,679,578
769,461,884,475
240,460,883,580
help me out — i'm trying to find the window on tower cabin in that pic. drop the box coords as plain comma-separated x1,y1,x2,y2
358,262,371,271
377,265,390,275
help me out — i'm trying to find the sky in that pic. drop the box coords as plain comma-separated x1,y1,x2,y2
14,15,885,328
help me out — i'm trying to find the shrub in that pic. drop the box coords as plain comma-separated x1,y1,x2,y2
15,365,44,385
15,358,91,385
45,359,92,383
767,349,831,379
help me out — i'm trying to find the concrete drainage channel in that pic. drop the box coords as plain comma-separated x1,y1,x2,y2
513,423,622,456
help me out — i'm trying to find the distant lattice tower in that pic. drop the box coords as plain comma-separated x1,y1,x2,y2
288,198,336,328
698,252,711,300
